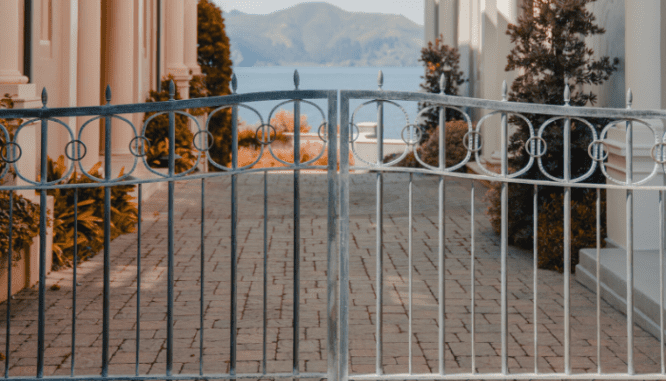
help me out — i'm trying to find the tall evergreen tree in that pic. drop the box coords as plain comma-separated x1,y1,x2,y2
487,0,618,272
418,35,465,140
190,0,234,169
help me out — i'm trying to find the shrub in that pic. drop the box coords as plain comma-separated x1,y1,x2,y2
384,120,471,171
487,0,619,272
143,76,197,173
418,34,466,140
0,95,41,271
271,109,311,134
0,192,40,270
44,156,138,270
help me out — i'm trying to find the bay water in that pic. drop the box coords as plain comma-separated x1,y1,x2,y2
232,66,425,139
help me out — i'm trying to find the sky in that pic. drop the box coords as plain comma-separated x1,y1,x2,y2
212,0,424,25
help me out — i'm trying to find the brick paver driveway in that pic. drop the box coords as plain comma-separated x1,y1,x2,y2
0,172,662,378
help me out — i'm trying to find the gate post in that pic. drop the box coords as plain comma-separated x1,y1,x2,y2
338,91,351,381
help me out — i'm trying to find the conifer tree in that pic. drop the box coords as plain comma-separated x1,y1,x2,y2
190,0,234,169
487,0,618,272
418,35,465,139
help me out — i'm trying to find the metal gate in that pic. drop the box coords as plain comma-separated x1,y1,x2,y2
0,71,666,380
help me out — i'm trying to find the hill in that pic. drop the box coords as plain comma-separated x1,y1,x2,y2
224,2,424,67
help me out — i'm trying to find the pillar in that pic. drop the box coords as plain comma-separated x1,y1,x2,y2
425,0,438,45
77,0,101,171
478,0,501,164
184,0,201,76
0,0,40,199
105,0,135,156
606,1,666,250
0,0,29,84
438,0,458,48
165,0,191,99
458,0,473,97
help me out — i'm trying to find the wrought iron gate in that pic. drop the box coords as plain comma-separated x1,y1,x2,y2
0,71,666,380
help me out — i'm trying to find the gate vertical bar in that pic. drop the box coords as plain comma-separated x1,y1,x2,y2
36,88,48,379
230,75,239,377
563,85,572,375
470,181,476,374
262,169,267,375
339,91,351,381
200,177,205,376
136,184,142,377
293,70,301,377
660,188,665,374
71,186,78,376
500,81,509,375
596,187,601,374
438,76,447,376
5,190,13,378
326,90,339,381
102,85,112,378
166,81,176,377
408,170,413,375
625,89,634,375
375,71,384,376
533,184,538,374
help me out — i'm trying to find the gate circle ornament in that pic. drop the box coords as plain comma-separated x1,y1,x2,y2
587,140,609,162
463,131,483,153
129,136,151,157
65,140,87,162
193,130,215,151
349,123,360,143
317,122,328,143
400,124,423,145
254,124,277,145
0,142,22,164
651,142,666,165
525,136,547,158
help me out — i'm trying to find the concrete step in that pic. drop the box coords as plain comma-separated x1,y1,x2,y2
576,246,666,339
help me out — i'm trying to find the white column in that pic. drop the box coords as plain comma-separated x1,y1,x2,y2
165,0,191,99
105,0,135,156
425,0,438,46
77,0,101,172
606,1,666,250
458,0,472,97
0,0,40,199
438,0,458,48
478,0,501,164
0,0,29,84
184,0,201,76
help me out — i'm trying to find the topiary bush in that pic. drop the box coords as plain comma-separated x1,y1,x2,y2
486,0,619,272
143,76,197,174
418,34,466,141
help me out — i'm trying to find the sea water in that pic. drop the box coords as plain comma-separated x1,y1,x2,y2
231,66,424,139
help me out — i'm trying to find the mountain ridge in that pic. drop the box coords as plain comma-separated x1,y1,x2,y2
224,2,424,67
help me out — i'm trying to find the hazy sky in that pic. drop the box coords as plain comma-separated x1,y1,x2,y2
212,0,424,25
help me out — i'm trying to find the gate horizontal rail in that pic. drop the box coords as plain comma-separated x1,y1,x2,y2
0,70,665,380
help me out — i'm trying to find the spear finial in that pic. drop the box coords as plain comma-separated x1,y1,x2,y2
564,84,571,106
41,87,48,107
378,70,384,90
501,80,508,101
439,73,446,95
168,80,176,100
231,73,238,94
294,70,300,90
105,85,111,104
626,88,633,109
